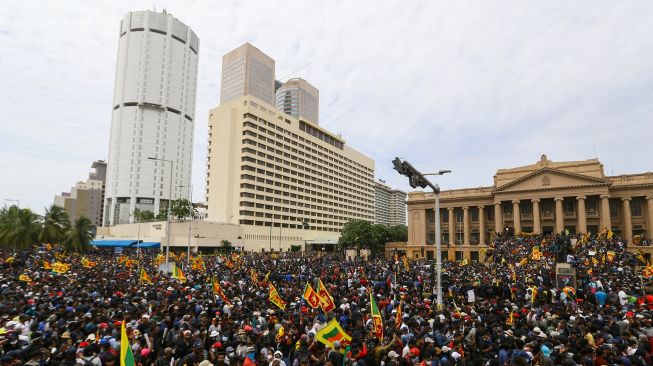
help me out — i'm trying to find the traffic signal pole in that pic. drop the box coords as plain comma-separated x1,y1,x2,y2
393,157,450,307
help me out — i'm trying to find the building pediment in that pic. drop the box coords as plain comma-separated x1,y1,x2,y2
494,167,611,193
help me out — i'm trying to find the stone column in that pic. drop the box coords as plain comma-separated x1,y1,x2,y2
494,202,503,233
531,199,540,234
577,196,587,234
463,207,470,245
554,197,564,234
512,200,521,233
647,197,653,241
478,206,486,245
622,198,632,243
448,208,455,246
600,194,611,230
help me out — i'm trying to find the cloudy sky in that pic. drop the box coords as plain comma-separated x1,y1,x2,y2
1,1,652,214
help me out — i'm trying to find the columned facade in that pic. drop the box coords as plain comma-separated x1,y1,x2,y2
394,155,653,262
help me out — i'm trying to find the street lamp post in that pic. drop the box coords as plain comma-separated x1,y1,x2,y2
148,157,174,273
179,184,193,266
393,157,451,306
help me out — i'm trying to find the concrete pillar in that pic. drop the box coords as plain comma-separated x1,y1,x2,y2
555,197,564,234
600,194,611,231
512,200,521,233
478,206,486,245
448,208,455,246
463,207,470,245
494,202,503,233
577,196,587,234
647,197,653,241
532,199,540,234
622,197,632,243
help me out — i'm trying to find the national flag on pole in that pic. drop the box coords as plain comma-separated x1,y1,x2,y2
81,257,97,268
316,278,336,312
52,262,70,274
211,276,232,305
264,271,271,282
303,283,321,308
315,318,352,349
18,274,32,282
395,303,402,329
171,264,186,283
269,283,286,310
531,246,541,261
506,312,513,326
120,320,135,366
140,268,152,284
370,293,383,340
154,254,165,265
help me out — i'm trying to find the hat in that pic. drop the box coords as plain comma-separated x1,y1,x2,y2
210,330,219,338
274,350,283,357
99,322,109,329
141,314,150,319
451,351,461,359
79,341,89,348
141,348,151,357
424,337,435,343
61,332,71,339
410,347,421,356
388,351,400,358
441,346,451,353
333,341,341,348
86,334,96,341
211,342,222,349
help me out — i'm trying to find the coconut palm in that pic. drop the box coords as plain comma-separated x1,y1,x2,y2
40,205,71,245
0,205,42,251
62,216,93,252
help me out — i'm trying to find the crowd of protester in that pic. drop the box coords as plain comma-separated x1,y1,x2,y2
1,230,653,366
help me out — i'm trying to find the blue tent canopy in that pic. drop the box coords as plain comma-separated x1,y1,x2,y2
132,242,160,249
92,240,139,248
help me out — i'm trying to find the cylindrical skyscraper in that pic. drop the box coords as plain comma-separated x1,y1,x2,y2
104,10,199,225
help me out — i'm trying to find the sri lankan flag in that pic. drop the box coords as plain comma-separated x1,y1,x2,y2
402,255,409,271
395,303,402,329
370,293,383,340
154,254,165,265
171,264,186,283
506,312,513,326
18,274,33,282
140,268,153,284
315,319,351,350
52,262,70,274
642,262,653,279
316,278,336,312
269,283,286,310
120,320,135,366
303,283,321,308
606,251,615,262
212,276,232,305
81,257,97,268
250,269,259,285
43,261,52,270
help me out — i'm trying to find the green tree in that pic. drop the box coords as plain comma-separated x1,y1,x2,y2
221,240,232,253
170,199,198,220
387,224,408,242
338,220,374,250
0,206,42,251
62,216,93,253
155,211,168,221
40,205,71,245
133,208,156,222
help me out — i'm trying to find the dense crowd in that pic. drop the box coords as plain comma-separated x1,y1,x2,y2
1,231,653,366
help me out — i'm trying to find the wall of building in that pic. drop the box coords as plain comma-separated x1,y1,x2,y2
104,10,199,226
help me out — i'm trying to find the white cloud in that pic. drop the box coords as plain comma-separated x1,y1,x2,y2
0,0,651,214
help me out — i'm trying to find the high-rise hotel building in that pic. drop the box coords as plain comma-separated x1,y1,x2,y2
206,44,375,251
104,10,199,225
374,180,407,226
275,78,319,123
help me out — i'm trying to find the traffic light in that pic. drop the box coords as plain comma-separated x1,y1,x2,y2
392,157,407,175
410,174,428,189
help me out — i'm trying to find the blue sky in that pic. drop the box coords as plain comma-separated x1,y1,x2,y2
1,1,652,214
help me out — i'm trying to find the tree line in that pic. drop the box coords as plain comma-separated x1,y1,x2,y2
132,198,199,222
337,219,407,253
0,205,93,252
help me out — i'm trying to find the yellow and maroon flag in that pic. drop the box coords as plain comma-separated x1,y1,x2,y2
171,264,186,283
140,268,153,284
303,283,321,308
606,251,615,262
316,278,336,312
370,293,383,340
212,276,232,305
642,262,653,279
250,269,259,285
43,261,52,270
395,303,402,329
269,283,286,310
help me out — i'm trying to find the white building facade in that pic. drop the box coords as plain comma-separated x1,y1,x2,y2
104,10,199,226
374,180,407,226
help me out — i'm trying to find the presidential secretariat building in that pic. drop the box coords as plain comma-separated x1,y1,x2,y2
388,155,653,262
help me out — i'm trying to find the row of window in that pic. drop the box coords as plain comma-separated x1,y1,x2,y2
242,121,371,187
240,152,373,205
238,217,343,232
238,196,366,224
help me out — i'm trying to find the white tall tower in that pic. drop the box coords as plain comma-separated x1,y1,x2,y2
104,10,199,226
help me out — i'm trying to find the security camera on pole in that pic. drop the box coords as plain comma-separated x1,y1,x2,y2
392,157,451,307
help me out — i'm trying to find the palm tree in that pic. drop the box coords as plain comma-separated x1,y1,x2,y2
0,206,42,251
40,205,71,245
62,216,93,253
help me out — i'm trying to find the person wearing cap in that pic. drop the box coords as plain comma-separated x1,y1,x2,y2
327,341,344,366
